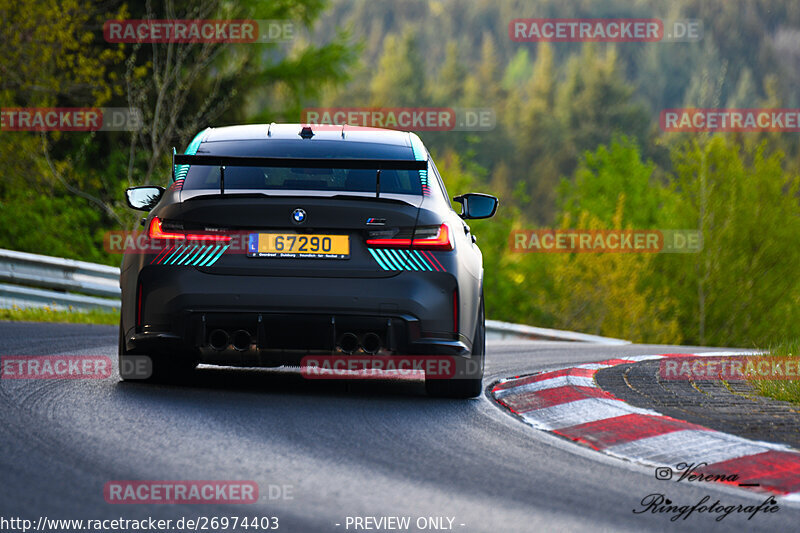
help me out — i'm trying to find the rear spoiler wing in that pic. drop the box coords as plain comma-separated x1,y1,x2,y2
172,154,428,197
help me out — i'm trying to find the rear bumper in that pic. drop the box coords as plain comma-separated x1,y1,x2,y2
127,266,464,356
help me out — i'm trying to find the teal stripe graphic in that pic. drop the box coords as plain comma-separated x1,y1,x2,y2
387,249,406,269
203,244,230,266
165,244,187,265
177,245,198,265
174,128,209,181
173,244,195,265
368,248,390,270
197,245,221,267
410,134,429,190
184,245,207,266
368,247,440,272
193,245,214,266
386,249,408,270
376,249,398,270
399,250,420,271
375,250,397,270
414,250,433,272
408,250,428,271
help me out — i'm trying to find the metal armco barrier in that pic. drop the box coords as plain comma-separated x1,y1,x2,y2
485,319,630,345
0,248,120,311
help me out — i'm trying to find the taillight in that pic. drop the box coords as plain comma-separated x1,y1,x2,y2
148,217,183,239
366,223,453,251
148,217,231,242
412,224,453,251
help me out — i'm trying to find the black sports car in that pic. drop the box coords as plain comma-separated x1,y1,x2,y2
120,124,498,397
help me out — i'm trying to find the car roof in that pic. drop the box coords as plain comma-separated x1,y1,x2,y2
202,123,413,147
193,124,423,160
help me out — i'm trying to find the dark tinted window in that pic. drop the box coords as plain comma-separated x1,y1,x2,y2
182,139,423,194
183,165,422,195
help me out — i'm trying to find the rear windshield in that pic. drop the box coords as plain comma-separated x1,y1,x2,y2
182,165,423,195
181,139,424,195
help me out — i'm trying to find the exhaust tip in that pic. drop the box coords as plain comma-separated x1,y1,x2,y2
231,330,252,352
338,332,359,354
361,332,382,354
209,329,229,351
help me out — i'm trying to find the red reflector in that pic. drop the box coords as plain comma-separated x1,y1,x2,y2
148,217,230,242
453,289,459,333
136,282,143,326
366,224,453,251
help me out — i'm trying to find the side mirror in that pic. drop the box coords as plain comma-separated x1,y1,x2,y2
126,186,165,211
453,193,498,219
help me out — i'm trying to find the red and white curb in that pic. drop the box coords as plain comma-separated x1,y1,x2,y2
491,352,800,502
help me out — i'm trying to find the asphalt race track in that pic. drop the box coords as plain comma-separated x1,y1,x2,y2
0,321,797,532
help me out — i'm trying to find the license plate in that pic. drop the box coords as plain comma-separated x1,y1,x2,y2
248,233,349,259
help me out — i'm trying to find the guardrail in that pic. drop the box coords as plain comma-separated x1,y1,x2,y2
0,249,120,311
485,319,630,345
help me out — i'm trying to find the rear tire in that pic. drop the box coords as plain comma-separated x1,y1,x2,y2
425,294,485,398
118,322,196,383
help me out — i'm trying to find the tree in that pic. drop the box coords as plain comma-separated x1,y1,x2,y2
0,0,356,262
558,136,670,229
430,40,466,105
370,29,426,107
544,204,682,344
667,137,800,346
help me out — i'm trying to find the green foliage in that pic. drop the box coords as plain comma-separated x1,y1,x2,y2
751,340,800,404
0,0,125,107
452,133,800,348
543,206,683,344
0,190,116,265
0,305,119,325
0,0,357,260
558,136,668,228
370,30,426,106
667,138,800,346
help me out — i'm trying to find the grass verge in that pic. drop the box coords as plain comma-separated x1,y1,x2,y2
0,305,119,325
749,340,800,404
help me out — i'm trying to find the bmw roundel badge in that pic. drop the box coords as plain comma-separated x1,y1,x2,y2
291,208,307,224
